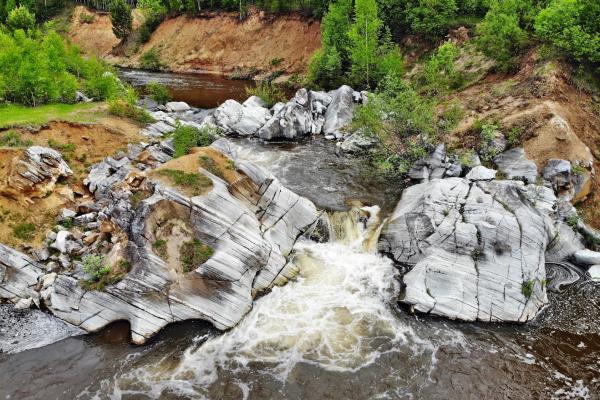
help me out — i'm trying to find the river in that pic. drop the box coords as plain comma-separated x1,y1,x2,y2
0,71,599,400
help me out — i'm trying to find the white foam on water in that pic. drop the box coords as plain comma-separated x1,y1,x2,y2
97,210,465,398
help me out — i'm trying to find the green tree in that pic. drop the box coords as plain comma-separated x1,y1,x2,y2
423,41,460,93
476,0,528,72
348,0,382,88
109,0,133,40
535,0,600,64
405,0,458,39
308,0,352,89
6,5,35,31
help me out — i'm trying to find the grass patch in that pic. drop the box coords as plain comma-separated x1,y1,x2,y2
152,239,168,259
180,239,214,273
12,222,36,240
108,99,154,123
0,130,33,147
0,103,101,128
198,155,234,179
155,169,212,196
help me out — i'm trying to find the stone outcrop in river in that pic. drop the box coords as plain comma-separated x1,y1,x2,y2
379,177,556,322
140,86,364,142
1,139,322,344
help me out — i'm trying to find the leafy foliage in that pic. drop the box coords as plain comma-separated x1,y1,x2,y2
535,0,600,65
140,48,163,71
244,82,286,107
146,81,171,104
109,0,133,40
172,124,219,158
7,5,35,31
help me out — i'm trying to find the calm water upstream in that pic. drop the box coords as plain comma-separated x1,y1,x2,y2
0,71,599,400
118,69,255,109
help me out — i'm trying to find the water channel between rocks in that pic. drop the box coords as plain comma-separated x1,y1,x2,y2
0,71,599,400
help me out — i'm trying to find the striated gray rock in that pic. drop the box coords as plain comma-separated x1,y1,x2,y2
379,178,553,322
41,144,322,344
546,221,586,263
213,99,272,136
0,244,44,303
494,148,538,184
323,85,355,136
573,249,600,266
243,95,268,108
408,144,462,181
257,89,323,140
339,131,378,153
543,159,571,188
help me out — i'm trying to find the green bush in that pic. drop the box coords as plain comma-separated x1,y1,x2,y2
146,81,171,104
155,169,213,196
535,0,600,65
140,48,163,71
476,0,529,72
244,82,286,108
7,5,35,32
82,254,111,280
422,41,461,94
172,124,219,158
79,12,95,24
405,0,458,39
351,75,438,175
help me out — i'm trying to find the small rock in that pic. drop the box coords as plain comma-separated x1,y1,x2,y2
543,159,571,188
573,249,600,266
51,231,72,254
33,247,50,262
59,208,77,221
45,261,59,272
14,297,33,310
58,254,71,269
494,148,538,184
466,166,497,181
41,273,57,290
588,265,600,281
165,101,191,112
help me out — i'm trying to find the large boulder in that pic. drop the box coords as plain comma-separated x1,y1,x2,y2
379,178,553,322
2,146,72,202
213,99,271,136
323,85,355,136
43,145,322,344
494,148,538,184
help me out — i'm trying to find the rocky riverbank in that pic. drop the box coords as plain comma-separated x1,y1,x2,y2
1,86,599,354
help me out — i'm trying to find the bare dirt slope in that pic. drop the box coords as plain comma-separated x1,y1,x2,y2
68,6,321,75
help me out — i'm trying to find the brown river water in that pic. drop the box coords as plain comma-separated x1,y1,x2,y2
0,72,599,400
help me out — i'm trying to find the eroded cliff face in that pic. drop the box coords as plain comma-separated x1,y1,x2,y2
68,6,321,75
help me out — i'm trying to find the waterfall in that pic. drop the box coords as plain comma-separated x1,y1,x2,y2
98,205,452,399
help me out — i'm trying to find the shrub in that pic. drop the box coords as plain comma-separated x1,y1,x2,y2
146,81,171,104
521,279,535,298
79,12,95,24
109,0,133,40
7,5,36,32
422,41,461,94
476,1,529,72
535,0,600,65
405,0,458,39
244,82,286,108
82,255,111,280
108,98,154,123
308,47,344,89
180,239,214,272
172,124,219,158
140,48,163,71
